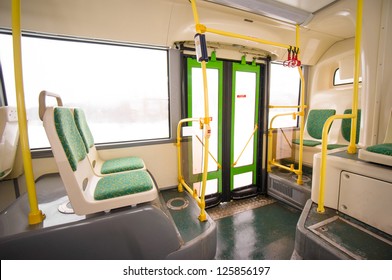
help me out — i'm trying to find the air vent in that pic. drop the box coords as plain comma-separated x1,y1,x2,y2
271,179,293,198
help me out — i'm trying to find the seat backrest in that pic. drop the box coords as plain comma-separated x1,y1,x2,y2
73,108,95,152
306,109,336,140
73,108,105,171
341,109,361,143
384,109,392,143
0,107,19,179
54,107,88,171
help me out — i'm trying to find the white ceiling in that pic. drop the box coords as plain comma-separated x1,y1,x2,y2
274,0,338,13
204,0,339,24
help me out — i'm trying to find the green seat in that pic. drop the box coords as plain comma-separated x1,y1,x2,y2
366,143,392,156
293,109,336,147
327,109,361,150
73,108,145,175
358,109,392,166
292,139,321,147
95,170,153,200
40,90,158,216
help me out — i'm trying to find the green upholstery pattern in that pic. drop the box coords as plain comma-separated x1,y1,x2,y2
94,170,153,200
54,108,87,171
306,109,336,139
73,108,95,150
327,144,347,150
366,143,392,156
292,139,321,147
342,109,361,143
101,157,145,174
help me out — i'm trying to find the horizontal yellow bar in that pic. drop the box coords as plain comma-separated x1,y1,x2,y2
269,105,307,109
205,26,291,50
270,161,302,176
269,111,299,129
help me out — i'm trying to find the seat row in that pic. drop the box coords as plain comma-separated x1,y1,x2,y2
39,90,157,215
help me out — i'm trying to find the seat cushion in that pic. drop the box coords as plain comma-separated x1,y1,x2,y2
327,144,348,150
292,139,321,147
101,157,145,174
94,170,153,200
366,143,392,156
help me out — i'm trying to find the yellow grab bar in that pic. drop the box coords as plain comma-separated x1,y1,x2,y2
317,114,354,213
12,0,45,225
317,0,362,213
176,118,200,193
267,66,305,185
203,26,290,50
269,105,306,109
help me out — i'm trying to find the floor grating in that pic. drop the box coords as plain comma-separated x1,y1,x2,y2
206,195,276,220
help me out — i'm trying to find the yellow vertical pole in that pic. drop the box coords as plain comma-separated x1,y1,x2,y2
318,0,363,212
190,0,208,221
267,129,273,172
176,121,184,193
296,25,304,185
347,0,363,154
12,0,45,224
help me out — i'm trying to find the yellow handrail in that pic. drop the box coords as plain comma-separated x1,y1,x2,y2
269,105,304,109
267,111,299,172
176,118,200,193
267,66,306,185
316,114,353,213
202,25,291,50
12,0,45,225
176,117,213,221
317,0,362,213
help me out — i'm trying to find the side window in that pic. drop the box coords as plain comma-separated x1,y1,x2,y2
0,33,170,149
333,68,362,86
269,63,301,128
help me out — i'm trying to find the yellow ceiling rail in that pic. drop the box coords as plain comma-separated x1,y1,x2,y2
12,0,45,225
202,25,291,50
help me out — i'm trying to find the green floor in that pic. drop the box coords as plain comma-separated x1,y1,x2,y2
213,202,301,260
160,189,301,260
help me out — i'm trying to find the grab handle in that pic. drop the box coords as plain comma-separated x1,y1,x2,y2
38,90,63,121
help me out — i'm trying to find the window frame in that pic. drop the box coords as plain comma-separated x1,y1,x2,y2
268,62,302,129
0,30,181,157
333,68,362,86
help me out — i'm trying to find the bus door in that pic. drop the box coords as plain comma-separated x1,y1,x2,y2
186,57,262,206
187,57,223,206
229,62,260,198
